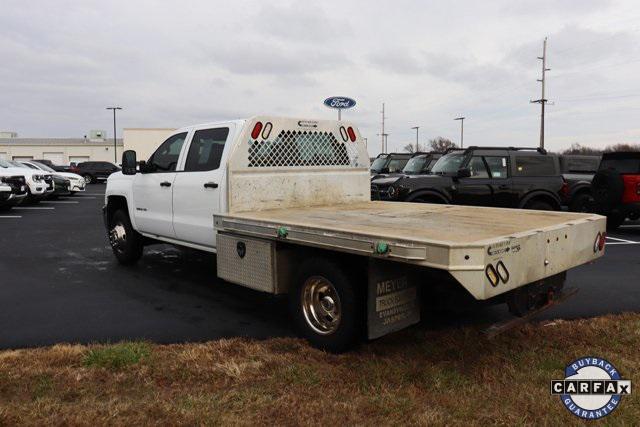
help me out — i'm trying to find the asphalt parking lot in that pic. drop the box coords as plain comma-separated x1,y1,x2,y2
0,188,639,349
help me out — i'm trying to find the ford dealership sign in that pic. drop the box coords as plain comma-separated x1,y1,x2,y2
324,96,356,109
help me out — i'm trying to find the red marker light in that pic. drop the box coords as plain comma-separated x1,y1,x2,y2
347,126,356,142
251,122,263,139
598,232,606,251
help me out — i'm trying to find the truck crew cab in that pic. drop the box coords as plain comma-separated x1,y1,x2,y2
105,117,605,352
592,152,640,230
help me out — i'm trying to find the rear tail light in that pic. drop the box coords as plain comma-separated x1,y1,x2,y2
347,127,356,142
251,122,263,140
636,182,640,195
560,180,570,198
594,232,606,253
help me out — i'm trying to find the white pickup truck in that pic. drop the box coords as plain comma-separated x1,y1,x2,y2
104,116,606,352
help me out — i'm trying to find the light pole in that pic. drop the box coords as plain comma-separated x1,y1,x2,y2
411,126,419,153
106,106,122,163
382,133,389,153
454,117,465,148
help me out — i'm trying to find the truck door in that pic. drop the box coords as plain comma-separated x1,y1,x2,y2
172,125,233,248
132,132,188,238
454,156,494,206
484,155,514,207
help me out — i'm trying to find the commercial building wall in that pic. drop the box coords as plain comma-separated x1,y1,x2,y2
123,128,176,161
0,142,123,165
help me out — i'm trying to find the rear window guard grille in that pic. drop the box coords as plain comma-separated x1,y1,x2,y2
248,130,360,168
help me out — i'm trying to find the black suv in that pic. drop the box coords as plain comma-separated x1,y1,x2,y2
591,152,640,230
370,153,412,176
76,161,120,184
559,155,601,212
371,146,566,210
372,152,442,180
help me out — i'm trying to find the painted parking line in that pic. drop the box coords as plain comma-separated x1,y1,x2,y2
0,215,22,218
606,236,638,243
60,196,96,200
42,201,79,204
13,207,55,210
620,224,640,228
606,242,640,245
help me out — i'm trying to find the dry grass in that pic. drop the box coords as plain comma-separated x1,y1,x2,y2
1,313,638,426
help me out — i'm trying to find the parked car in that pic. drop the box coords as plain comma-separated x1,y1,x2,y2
559,155,601,212
0,165,28,209
1,159,52,202
372,152,442,180
371,146,566,210
32,159,78,174
22,161,85,194
591,151,640,230
76,161,121,184
369,153,412,176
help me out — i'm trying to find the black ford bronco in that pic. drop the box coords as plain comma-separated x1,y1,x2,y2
371,146,566,210
369,153,412,176
591,151,640,230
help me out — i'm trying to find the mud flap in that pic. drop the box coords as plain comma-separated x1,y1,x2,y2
367,259,421,339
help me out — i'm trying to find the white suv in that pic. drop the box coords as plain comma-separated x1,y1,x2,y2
22,161,86,194
0,159,51,201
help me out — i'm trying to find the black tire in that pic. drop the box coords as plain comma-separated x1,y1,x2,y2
524,199,555,211
569,192,594,213
592,169,624,207
83,174,94,185
606,212,626,231
289,257,363,353
408,196,445,204
108,209,143,265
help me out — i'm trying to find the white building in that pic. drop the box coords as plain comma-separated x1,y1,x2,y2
0,137,123,165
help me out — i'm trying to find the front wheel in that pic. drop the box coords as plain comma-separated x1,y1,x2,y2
109,209,143,265
83,174,94,184
289,257,363,353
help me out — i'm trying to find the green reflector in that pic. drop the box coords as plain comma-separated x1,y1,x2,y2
375,242,389,254
277,226,288,238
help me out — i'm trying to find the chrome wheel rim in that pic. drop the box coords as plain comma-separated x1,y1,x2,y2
301,276,341,335
109,222,127,253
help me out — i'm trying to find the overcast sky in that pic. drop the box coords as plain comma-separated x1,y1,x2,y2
1,0,639,154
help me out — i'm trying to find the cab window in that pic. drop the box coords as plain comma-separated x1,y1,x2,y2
514,156,556,176
184,128,230,172
485,156,509,178
148,132,188,172
467,156,489,178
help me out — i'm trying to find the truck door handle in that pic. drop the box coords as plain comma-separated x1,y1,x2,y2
160,181,172,187
204,182,218,189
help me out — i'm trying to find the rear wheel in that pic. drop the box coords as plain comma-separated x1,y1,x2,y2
569,192,594,213
83,174,94,184
289,257,362,353
109,209,143,265
523,199,555,211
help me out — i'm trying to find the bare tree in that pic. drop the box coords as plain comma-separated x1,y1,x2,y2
428,137,457,153
605,143,640,152
561,143,602,155
402,142,429,153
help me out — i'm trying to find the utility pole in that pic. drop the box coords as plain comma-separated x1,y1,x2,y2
531,37,551,149
411,126,419,152
381,133,389,153
454,117,465,148
106,106,122,163
380,102,386,153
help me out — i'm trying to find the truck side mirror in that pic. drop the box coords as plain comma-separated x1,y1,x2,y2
122,150,137,175
457,168,471,178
